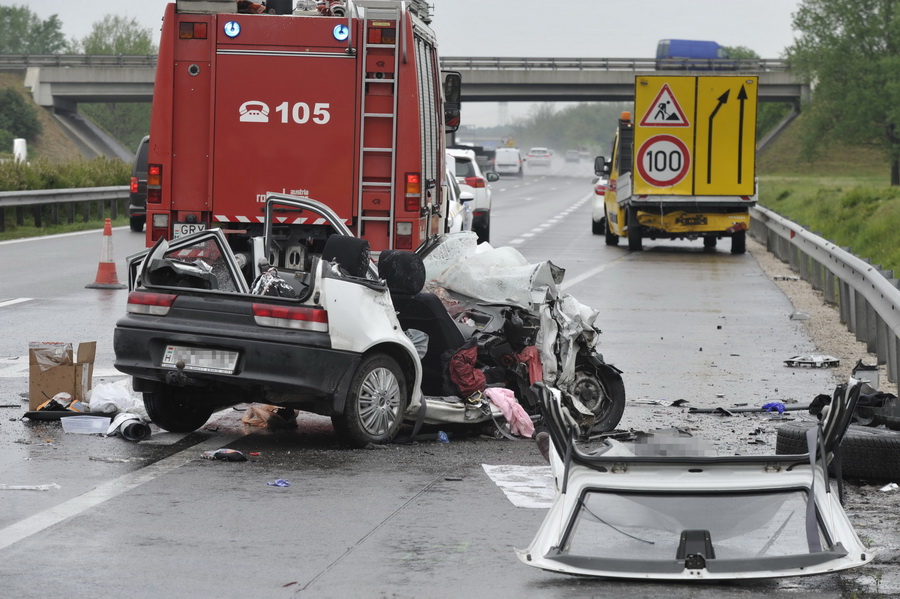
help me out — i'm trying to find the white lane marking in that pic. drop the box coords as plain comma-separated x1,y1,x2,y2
482,464,554,509
521,233,535,238
524,197,534,202
509,239,525,245
0,432,243,550
0,226,131,246
560,254,631,291
0,298,32,308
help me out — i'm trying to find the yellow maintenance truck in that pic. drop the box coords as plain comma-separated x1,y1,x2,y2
597,76,758,253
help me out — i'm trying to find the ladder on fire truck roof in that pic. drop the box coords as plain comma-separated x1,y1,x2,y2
354,1,404,247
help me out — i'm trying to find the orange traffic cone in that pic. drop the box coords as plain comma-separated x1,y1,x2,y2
86,218,126,289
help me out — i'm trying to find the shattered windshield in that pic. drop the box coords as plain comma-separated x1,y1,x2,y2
144,237,242,293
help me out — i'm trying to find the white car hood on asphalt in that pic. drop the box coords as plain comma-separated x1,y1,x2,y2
517,384,875,580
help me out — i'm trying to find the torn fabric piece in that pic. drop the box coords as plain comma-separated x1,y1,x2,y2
516,346,543,385
485,387,535,438
448,339,485,397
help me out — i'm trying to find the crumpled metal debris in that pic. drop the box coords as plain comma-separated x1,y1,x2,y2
784,354,840,368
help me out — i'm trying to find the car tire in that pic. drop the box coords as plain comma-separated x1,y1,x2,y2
473,217,490,244
334,353,407,447
776,420,900,481
143,386,214,432
603,213,619,246
731,230,746,254
572,365,626,433
130,215,145,232
592,218,604,236
703,236,717,249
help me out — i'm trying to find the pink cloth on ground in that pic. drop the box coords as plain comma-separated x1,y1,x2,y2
484,388,535,438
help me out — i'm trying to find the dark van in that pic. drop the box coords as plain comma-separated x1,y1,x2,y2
128,135,149,232
656,39,733,70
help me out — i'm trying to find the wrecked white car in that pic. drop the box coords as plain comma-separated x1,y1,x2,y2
114,195,625,447
518,379,874,580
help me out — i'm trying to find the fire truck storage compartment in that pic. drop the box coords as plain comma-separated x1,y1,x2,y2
211,52,358,221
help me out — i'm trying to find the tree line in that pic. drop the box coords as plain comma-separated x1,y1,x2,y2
0,5,154,153
2,1,899,184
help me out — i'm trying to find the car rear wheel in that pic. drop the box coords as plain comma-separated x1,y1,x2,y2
703,236,717,248
130,215,145,232
143,386,214,432
592,218,604,235
334,353,407,447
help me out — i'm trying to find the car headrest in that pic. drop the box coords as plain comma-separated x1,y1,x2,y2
378,249,426,295
322,235,371,278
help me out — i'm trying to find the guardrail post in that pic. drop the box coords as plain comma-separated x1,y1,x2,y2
876,313,888,365
66,203,75,224
50,204,59,226
823,270,837,305
32,206,41,228
853,289,866,342
865,302,877,353
798,251,809,283
0,208,5,232
98,199,105,221
82,202,90,223
110,198,118,220
839,280,851,325
811,258,823,291
888,334,898,384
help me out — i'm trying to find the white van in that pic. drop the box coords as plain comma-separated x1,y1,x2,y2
494,147,524,177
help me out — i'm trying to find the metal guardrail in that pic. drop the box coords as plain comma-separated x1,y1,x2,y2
440,57,789,72
0,54,786,72
750,205,900,383
0,187,129,207
0,187,129,231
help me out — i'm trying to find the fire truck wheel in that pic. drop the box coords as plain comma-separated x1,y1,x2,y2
731,230,746,254
335,353,408,447
776,420,900,481
143,386,214,432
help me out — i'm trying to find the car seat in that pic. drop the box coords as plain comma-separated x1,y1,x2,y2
378,250,466,396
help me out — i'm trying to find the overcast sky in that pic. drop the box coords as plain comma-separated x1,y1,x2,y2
25,0,802,126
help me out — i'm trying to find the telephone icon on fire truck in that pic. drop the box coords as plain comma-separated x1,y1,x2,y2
239,101,269,123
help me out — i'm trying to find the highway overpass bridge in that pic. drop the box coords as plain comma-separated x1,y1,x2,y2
1,54,808,158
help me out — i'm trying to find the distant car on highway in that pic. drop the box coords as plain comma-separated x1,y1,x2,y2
448,148,499,243
591,174,609,236
128,135,149,232
565,150,580,163
493,147,524,177
526,147,552,168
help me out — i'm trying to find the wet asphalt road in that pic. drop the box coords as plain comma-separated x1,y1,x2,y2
0,161,885,598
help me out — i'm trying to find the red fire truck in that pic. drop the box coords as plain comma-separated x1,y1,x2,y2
145,0,460,262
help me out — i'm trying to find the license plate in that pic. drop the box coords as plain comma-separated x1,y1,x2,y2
173,222,207,238
162,345,238,375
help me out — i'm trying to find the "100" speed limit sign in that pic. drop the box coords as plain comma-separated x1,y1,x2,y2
636,134,691,187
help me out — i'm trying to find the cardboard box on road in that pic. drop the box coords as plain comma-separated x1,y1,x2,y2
28,341,96,411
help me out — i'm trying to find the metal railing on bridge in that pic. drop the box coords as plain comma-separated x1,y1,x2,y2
0,54,787,72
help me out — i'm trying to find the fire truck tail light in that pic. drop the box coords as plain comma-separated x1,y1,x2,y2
252,303,329,332
151,214,169,230
147,164,162,204
395,222,413,249
464,176,486,189
179,22,208,39
148,165,162,186
130,176,139,194
127,291,177,316
404,173,421,211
